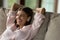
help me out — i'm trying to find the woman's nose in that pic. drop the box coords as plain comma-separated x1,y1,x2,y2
16,16,19,19
16,16,21,19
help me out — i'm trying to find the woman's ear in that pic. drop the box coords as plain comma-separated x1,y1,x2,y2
27,17,31,22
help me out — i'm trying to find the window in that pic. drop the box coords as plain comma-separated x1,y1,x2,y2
3,0,18,8
41,0,55,12
8,0,17,8
57,0,60,13
25,0,37,9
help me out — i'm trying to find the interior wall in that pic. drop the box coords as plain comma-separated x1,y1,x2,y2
57,0,60,13
0,0,3,7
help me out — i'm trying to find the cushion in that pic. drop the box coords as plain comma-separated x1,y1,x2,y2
45,14,60,40
0,8,7,35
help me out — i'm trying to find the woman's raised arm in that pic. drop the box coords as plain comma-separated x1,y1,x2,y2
6,3,20,28
28,8,46,40
32,8,46,30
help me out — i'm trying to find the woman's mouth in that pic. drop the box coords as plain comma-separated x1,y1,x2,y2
19,19,22,22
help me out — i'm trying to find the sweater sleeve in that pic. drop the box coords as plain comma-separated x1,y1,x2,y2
6,11,16,28
0,27,14,40
32,13,45,30
28,13,45,40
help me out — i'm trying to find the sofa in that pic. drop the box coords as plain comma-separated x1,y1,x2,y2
44,14,60,40
0,8,60,40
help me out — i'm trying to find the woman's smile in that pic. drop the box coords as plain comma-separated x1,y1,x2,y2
16,11,28,26
17,19,23,24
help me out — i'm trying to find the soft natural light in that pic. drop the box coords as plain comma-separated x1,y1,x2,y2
41,0,55,12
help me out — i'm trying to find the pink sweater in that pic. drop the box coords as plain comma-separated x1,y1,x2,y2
0,11,45,40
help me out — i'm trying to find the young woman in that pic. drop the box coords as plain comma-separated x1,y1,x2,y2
0,3,45,40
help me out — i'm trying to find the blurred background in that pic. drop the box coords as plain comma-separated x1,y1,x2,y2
0,0,60,40
0,0,60,13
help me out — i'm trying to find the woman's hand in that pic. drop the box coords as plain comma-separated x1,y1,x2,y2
36,8,41,13
36,8,45,14
11,3,20,11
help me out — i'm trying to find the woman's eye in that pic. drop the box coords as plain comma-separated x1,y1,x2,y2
20,15,25,18
20,14,26,17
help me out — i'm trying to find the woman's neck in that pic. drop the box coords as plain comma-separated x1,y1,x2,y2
19,25,23,29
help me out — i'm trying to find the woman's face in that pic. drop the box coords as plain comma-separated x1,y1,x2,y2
16,10,28,26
